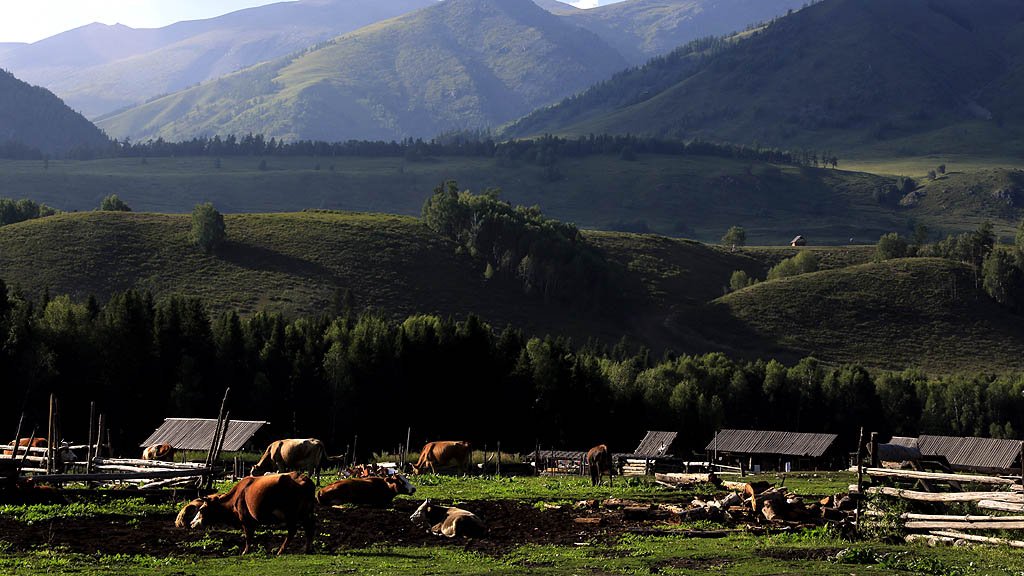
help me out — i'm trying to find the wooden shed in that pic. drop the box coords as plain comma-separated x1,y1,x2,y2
915,435,1024,475
706,429,842,472
790,235,807,247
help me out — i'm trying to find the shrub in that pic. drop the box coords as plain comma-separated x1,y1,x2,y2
875,232,907,261
190,202,226,253
767,251,818,280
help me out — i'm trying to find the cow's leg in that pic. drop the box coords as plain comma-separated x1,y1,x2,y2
240,523,253,556
303,513,316,554
277,523,295,556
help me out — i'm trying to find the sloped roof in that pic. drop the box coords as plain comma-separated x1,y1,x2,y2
877,442,922,462
633,431,679,458
140,418,269,452
917,435,1023,472
705,429,838,458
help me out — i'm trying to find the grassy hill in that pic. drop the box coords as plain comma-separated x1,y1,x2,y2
0,69,109,155
2,211,1022,373
4,153,1023,245
0,0,434,118
715,258,1024,372
97,0,628,142
507,0,1024,156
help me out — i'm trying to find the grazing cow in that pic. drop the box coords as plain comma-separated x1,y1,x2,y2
409,499,486,538
142,443,176,462
586,444,614,487
316,474,415,507
2,438,47,456
412,441,472,475
175,498,205,528
186,472,316,556
251,439,327,478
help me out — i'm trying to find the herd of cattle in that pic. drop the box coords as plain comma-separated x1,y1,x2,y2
167,439,524,555
5,436,615,555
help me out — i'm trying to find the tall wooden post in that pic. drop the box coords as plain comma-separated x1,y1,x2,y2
95,414,106,462
869,432,879,469
352,435,358,466
205,388,230,489
496,441,501,477
46,394,55,474
85,402,95,474
9,413,24,461
855,427,865,537
404,427,411,472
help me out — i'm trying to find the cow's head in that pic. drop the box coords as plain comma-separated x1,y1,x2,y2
188,495,234,529
386,474,415,496
410,498,445,526
250,462,271,476
175,498,206,528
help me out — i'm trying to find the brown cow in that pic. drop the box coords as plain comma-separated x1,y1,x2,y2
586,444,614,487
185,472,316,556
251,438,327,477
2,438,47,456
410,499,486,538
316,474,415,507
142,443,175,461
412,441,472,475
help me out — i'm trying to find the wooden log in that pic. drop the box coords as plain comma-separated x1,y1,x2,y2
762,499,786,522
94,458,208,469
93,464,191,473
139,476,203,490
977,500,1024,513
21,468,212,482
907,520,1024,530
865,486,1024,503
654,472,718,486
930,530,1024,548
574,517,603,525
905,534,956,547
864,468,1017,485
752,488,786,512
721,480,749,491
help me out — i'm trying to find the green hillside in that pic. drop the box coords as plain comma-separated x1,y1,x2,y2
97,0,627,142
507,0,1024,155
715,258,1024,372
4,153,1023,245
0,69,109,155
2,211,1023,373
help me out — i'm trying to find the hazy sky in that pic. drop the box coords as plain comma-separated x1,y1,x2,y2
0,0,285,43
0,0,629,44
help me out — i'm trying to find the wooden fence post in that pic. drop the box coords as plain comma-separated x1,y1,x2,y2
9,413,24,461
95,414,105,463
404,427,411,473
869,432,879,469
46,394,55,474
86,402,95,474
855,427,865,537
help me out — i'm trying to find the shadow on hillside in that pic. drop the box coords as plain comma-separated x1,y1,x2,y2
667,302,803,364
216,241,343,286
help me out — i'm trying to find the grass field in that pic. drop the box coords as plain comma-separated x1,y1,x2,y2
3,473,1023,576
6,151,1021,246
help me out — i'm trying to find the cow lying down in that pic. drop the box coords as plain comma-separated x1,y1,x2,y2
316,473,415,507
175,472,315,556
409,499,487,538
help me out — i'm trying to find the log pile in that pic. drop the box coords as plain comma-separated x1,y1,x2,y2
576,476,858,531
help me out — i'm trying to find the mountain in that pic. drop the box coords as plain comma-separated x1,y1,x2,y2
0,43,25,57
0,0,434,118
97,0,628,143
508,0,1024,154
0,68,109,155
561,0,807,64
533,0,580,13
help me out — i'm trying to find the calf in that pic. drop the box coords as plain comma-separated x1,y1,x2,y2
142,443,176,462
186,472,316,555
409,499,486,538
316,474,415,507
586,444,614,487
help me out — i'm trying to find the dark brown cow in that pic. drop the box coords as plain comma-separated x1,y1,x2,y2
586,444,614,487
409,498,486,538
251,439,327,477
412,441,471,475
2,438,47,456
142,443,175,461
185,472,316,556
316,474,415,507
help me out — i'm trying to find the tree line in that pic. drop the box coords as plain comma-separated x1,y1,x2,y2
0,129,833,169
3,281,1023,459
